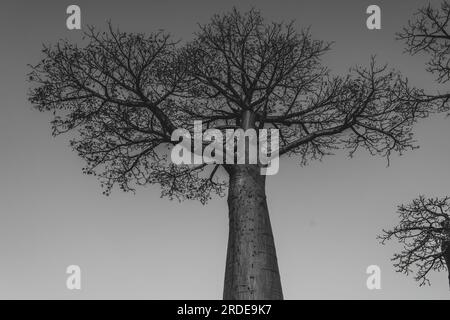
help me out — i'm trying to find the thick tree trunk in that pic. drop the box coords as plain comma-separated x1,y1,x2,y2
223,164,283,300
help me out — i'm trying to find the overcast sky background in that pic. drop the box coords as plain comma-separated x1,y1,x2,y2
1,0,450,299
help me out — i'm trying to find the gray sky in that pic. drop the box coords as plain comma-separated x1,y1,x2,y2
1,0,450,299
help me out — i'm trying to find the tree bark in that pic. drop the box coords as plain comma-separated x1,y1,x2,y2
223,164,283,300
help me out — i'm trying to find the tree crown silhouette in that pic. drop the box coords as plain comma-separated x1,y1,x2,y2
29,8,428,202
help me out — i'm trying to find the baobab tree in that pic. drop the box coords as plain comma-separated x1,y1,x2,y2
379,196,450,287
28,9,427,299
380,1,450,289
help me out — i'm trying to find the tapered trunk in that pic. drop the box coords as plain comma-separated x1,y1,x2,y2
223,164,283,300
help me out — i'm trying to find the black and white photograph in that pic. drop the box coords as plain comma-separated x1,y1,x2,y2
1,0,450,306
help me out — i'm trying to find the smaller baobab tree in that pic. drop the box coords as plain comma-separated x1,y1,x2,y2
379,196,450,288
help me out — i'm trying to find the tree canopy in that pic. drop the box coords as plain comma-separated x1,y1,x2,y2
29,8,429,203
